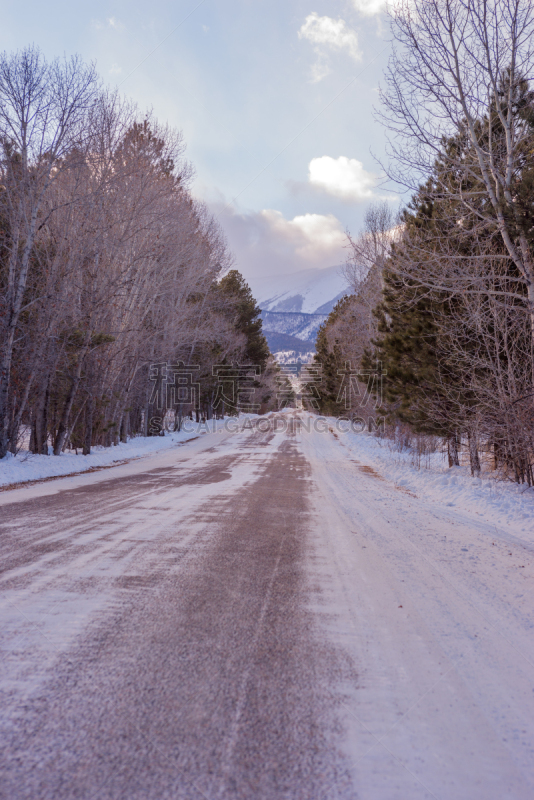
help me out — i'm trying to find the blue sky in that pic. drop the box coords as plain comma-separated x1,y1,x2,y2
1,0,399,282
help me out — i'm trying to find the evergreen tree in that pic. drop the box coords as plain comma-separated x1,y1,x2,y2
218,270,270,369
365,119,532,474
314,296,355,416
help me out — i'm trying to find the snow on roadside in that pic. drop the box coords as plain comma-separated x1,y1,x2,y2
0,420,230,489
337,424,534,538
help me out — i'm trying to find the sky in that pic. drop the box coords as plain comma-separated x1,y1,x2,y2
0,0,400,283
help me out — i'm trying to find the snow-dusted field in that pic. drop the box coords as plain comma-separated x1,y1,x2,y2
1,413,533,798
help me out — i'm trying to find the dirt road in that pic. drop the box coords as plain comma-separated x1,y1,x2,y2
1,417,533,799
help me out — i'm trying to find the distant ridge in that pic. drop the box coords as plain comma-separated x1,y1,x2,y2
263,331,315,355
249,265,349,316
260,310,325,342
314,294,347,315
249,265,349,361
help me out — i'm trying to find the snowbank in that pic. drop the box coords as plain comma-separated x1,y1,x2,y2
340,425,534,536
0,419,232,489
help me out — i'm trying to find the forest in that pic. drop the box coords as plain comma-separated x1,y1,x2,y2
314,0,534,486
0,47,275,459
2,0,534,490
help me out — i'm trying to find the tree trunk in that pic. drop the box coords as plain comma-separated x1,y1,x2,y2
143,404,149,437
7,367,36,454
120,410,129,443
83,392,93,455
54,348,88,455
66,398,87,452
447,431,460,468
30,379,50,455
468,429,481,478
528,281,534,390
0,361,12,458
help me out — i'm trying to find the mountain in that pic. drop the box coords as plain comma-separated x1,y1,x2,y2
262,331,316,355
248,266,350,362
260,310,325,341
249,265,348,315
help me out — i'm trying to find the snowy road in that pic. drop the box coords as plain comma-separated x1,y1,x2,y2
0,416,533,799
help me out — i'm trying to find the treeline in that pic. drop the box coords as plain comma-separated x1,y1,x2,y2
315,0,534,486
0,47,273,458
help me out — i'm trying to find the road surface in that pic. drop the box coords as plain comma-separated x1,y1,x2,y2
0,415,533,799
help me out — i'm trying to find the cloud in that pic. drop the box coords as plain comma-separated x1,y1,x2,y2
310,58,331,83
298,13,362,63
91,17,124,31
260,210,346,260
352,0,388,15
214,205,347,281
308,156,379,202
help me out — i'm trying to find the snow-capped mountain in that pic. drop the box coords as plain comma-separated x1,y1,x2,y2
248,265,350,362
260,311,326,340
249,265,348,316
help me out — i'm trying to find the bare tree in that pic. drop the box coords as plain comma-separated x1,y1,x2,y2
1,51,264,458
432,256,534,482
380,0,534,375
343,202,398,295
0,46,99,456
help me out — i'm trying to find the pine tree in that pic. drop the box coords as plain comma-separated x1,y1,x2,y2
366,120,532,474
218,270,270,369
314,296,354,416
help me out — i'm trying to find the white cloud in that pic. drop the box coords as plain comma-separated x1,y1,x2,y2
310,58,331,83
298,13,361,62
308,156,378,202
91,17,124,31
214,205,347,280
260,210,346,260
352,0,388,15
